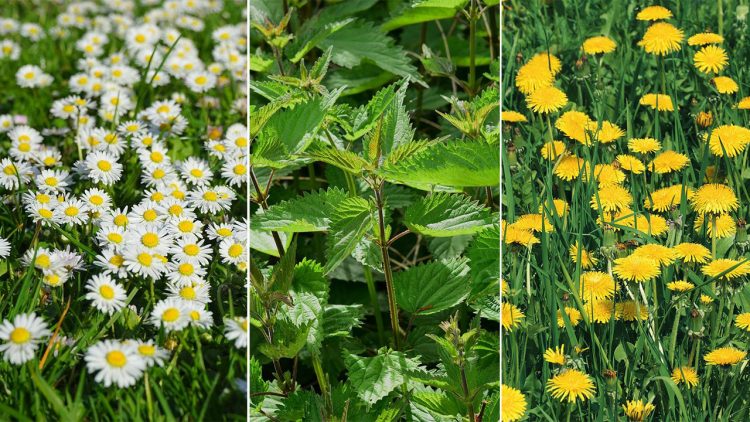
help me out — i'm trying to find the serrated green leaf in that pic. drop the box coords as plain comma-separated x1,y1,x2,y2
467,224,500,298
319,21,425,87
293,258,330,302
306,145,370,175
264,97,327,154
269,239,297,293
249,356,268,407
258,318,310,360
324,197,374,274
393,257,471,314
288,18,354,63
411,390,463,417
322,304,365,337
427,234,473,259
404,192,493,237
251,135,292,169
250,210,291,258
381,0,468,32
252,188,348,232
379,140,499,189
345,348,424,405
347,82,400,140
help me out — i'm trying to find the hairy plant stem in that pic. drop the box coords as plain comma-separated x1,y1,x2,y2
364,266,386,345
374,182,401,350
459,351,475,421
311,353,332,417
250,166,286,258
468,0,478,97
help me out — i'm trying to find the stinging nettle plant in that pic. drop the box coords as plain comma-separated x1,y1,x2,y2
250,0,500,421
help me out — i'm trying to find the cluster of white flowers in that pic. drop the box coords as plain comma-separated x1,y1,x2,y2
0,0,248,389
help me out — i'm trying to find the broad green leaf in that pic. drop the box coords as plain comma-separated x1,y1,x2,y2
306,145,370,175
379,140,499,188
258,319,310,360
293,258,329,302
427,234,473,259
404,192,493,237
319,21,425,87
345,348,424,405
249,80,290,101
393,257,471,314
467,224,500,298
347,82,401,140
322,304,365,337
250,135,293,169
327,64,396,96
324,197,374,274
411,390,463,417
264,97,326,154
250,92,305,139
249,210,291,257
381,0,468,32
249,356,268,407
269,239,297,293
288,18,355,63
252,188,348,232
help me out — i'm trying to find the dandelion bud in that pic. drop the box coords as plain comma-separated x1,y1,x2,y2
602,369,618,392
696,111,713,127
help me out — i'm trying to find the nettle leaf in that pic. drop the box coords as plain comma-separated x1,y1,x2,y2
393,257,471,315
404,192,493,237
345,348,424,405
319,21,425,87
381,0,468,32
287,18,355,63
258,318,310,360
252,187,348,232
324,197,374,274
286,291,324,351
322,304,365,337
269,239,297,293
249,80,290,101
306,145,370,175
293,258,329,302
264,97,327,154
467,224,499,298
249,356,267,407
250,135,292,169
411,389,463,417
427,234,473,259
249,209,291,258
347,81,401,140
249,91,306,139
379,140,499,189
328,64,396,96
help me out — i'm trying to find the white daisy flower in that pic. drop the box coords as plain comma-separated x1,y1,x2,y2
167,281,211,305
132,339,168,368
123,247,166,280
165,259,206,287
179,157,212,186
220,157,247,187
149,298,190,332
96,224,127,250
85,151,123,185
0,313,51,364
186,303,214,329
223,317,247,349
94,248,128,279
170,239,212,266
54,197,90,225
0,158,32,190
219,237,246,266
85,340,146,388
188,185,234,213
36,169,70,193
85,274,127,315
0,237,10,258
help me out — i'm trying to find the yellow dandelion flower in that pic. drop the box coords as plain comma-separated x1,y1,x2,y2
501,279,509,295
515,63,554,95
502,110,527,123
554,155,585,181
636,5,672,21
541,140,566,160
696,111,713,127
586,120,625,143
594,163,626,187
632,243,679,266
735,313,750,332
701,258,750,281
582,36,617,54
693,45,728,74
544,345,566,365
616,154,645,174
556,110,592,144
503,224,540,247
502,303,525,332
666,281,695,292
539,198,569,218
527,52,562,76
640,93,674,111
623,399,656,422
501,385,527,422
688,32,724,46
673,242,711,263
700,294,714,304
580,272,616,301
649,150,690,174
690,184,738,215
512,213,554,233
584,299,616,323
633,213,669,237
644,185,693,212
638,22,683,55
570,242,599,269
527,86,568,114
613,255,661,282
738,96,750,110
628,137,662,154
671,366,699,388
557,306,583,328
712,76,739,94
616,300,649,321
694,213,736,239
591,185,632,213
546,369,596,403
704,125,750,157
704,347,747,366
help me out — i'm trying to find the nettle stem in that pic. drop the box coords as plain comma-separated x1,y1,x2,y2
374,182,401,350
250,166,286,258
468,0,478,96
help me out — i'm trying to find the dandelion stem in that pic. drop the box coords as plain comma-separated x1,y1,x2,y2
668,308,681,366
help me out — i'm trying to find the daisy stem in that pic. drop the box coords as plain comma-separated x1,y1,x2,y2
145,371,154,421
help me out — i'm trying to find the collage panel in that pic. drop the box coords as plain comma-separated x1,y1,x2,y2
0,0,247,419
249,0,501,420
